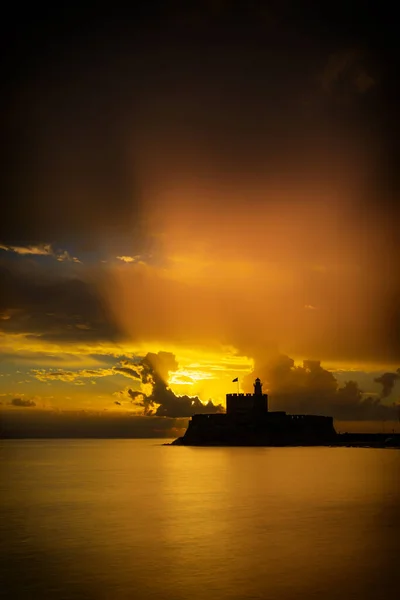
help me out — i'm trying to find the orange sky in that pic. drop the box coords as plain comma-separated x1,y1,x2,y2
1,5,399,435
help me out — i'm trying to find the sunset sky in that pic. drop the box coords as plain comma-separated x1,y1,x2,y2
1,3,399,435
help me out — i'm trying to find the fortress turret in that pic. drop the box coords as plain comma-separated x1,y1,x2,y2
226,378,268,416
254,377,263,395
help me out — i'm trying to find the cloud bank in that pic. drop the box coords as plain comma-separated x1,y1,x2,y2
244,356,400,421
10,397,36,408
119,351,224,417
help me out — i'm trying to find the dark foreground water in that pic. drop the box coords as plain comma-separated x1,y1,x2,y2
1,441,399,600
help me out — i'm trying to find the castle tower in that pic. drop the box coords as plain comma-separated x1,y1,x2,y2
254,377,262,396
253,377,268,414
226,377,268,416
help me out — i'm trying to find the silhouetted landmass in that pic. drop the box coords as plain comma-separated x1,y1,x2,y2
171,379,400,448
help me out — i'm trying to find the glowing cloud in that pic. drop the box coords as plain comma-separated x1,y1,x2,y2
0,243,80,263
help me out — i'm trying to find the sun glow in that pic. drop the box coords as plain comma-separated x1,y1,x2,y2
169,369,216,385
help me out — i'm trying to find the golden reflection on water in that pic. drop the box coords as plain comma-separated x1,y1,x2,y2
1,441,399,600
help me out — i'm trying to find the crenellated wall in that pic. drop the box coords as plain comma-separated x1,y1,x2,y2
226,392,269,415
182,411,337,445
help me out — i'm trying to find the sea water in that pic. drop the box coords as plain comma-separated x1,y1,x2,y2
1,440,399,599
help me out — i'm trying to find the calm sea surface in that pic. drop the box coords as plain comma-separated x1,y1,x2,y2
1,440,399,600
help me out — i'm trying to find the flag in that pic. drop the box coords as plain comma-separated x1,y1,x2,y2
232,377,238,382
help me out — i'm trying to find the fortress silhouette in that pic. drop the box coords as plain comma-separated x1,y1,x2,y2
173,378,337,446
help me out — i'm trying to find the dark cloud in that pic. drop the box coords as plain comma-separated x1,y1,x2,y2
320,48,376,97
32,368,114,382
244,355,400,421
128,390,145,402
2,2,399,250
89,354,133,365
112,366,141,379
374,371,400,399
0,351,90,366
126,351,223,417
0,259,121,342
10,398,36,408
0,243,80,262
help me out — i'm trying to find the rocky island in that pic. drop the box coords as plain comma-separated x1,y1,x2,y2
172,378,338,446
